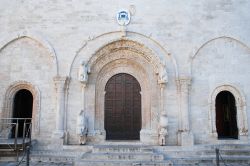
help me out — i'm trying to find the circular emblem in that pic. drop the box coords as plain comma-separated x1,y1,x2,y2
116,10,131,26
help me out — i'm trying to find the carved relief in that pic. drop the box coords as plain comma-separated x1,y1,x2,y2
87,40,163,75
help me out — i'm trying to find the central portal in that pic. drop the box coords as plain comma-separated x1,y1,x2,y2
104,73,141,140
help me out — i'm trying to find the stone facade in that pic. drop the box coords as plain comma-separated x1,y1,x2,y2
0,0,250,150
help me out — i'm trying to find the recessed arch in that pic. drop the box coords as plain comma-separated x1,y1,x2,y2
94,59,150,133
67,37,169,144
3,81,41,135
191,36,250,60
191,36,250,75
209,85,248,138
0,30,58,75
92,56,158,144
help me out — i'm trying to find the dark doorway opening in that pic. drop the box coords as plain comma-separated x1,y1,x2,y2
105,73,141,140
11,89,33,138
216,91,238,139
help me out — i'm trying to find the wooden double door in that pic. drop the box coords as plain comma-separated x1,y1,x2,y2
105,73,141,140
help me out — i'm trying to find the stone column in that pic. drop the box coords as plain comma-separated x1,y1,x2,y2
53,76,68,141
158,83,168,145
81,83,87,110
178,77,193,146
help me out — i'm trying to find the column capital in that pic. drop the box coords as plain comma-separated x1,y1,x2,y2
53,76,69,83
178,76,191,86
159,82,167,88
53,76,70,92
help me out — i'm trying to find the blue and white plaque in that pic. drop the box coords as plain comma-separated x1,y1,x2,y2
116,10,131,26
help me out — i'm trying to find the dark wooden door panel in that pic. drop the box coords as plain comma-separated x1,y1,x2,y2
105,73,141,140
216,91,238,139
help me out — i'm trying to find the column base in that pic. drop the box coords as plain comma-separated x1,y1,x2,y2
87,130,106,143
179,131,194,146
140,129,158,145
53,130,65,138
50,131,65,150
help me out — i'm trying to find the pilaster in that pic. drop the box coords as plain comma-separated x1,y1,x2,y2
52,76,69,144
178,76,194,146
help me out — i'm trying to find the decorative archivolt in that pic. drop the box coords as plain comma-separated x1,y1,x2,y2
69,31,178,79
3,80,41,134
208,85,248,137
87,39,163,74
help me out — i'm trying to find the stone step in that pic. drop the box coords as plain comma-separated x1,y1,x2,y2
30,150,81,163
200,144,250,150
31,150,82,157
171,156,250,165
81,153,164,161
63,145,92,152
163,149,250,157
204,149,250,156
30,154,75,163
156,144,250,152
92,145,153,153
74,160,173,166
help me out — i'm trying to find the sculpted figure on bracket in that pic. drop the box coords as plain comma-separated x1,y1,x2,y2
78,61,90,83
158,61,168,84
76,110,88,145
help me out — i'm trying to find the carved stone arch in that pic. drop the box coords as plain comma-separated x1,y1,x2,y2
69,31,178,79
0,30,58,75
209,85,248,138
82,39,162,144
88,39,163,75
70,36,171,144
3,81,41,134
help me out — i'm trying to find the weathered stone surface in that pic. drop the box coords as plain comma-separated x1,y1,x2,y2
0,1,250,165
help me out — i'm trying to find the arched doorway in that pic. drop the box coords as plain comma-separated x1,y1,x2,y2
104,73,141,140
11,89,33,138
216,91,238,139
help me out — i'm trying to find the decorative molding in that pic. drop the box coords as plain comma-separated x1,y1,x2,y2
69,31,178,79
209,85,248,137
3,80,41,134
87,40,162,75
